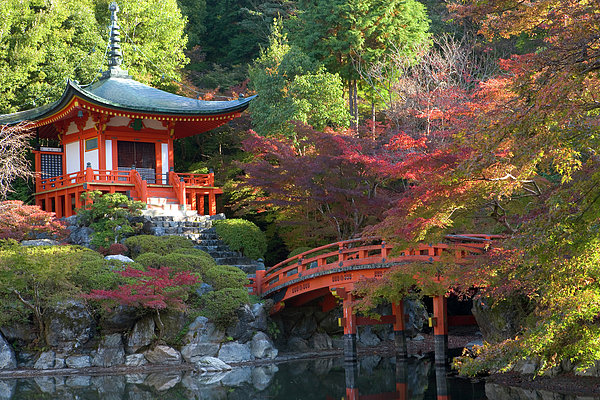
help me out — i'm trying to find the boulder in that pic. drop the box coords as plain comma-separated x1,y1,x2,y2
218,342,252,363
105,254,135,263
144,345,182,365
194,356,232,372
183,316,224,345
159,310,187,344
68,226,93,247
250,303,268,332
226,304,256,343
0,333,16,370
127,317,155,353
1,323,36,344
65,355,91,368
92,333,125,367
21,239,59,246
250,332,278,359
100,306,138,333
63,215,79,226
404,299,428,337
358,326,381,347
34,351,56,370
196,283,214,296
287,336,309,352
289,314,317,340
125,354,147,367
309,332,332,350
181,343,220,363
44,300,95,352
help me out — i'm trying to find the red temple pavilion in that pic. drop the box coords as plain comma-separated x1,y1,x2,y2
0,3,254,218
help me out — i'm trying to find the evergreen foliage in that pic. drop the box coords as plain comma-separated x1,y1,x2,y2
135,251,215,276
124,234,195,258
213,218,267,260
199,287,249,327
204,265,249,291
0,0,189,114
77,191,145,248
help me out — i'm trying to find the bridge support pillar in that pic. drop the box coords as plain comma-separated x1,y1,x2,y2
432,295,448,365
392,301,407,359
343,293,357,362
396,357,408,400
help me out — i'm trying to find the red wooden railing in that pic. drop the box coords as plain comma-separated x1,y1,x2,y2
36,168,132,192
130,169,148,203
252,235,502,297
177,172,215,187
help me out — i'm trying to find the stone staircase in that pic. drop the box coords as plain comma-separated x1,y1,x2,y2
143,212,263,273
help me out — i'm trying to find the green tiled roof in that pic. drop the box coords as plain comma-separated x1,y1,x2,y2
0,77,255,125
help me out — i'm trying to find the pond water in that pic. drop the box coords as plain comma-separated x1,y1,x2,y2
0,355,574,400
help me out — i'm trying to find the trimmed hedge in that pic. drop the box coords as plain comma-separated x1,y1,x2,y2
213,219,267,260
204,265,249,291
124,235,194,258
200,288,249,327
134,251,215,276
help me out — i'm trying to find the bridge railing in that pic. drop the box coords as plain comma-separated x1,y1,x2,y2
258,234,503,296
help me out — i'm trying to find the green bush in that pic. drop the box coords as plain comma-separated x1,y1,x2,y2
0,245,124,344
204,265,249,291
213,219,267,260
124,235,194,258
77,191,145,248
200,288,249,327
135,251,215,277
172,247,217,268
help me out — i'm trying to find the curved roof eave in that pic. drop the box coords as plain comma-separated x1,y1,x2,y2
0,78,256,126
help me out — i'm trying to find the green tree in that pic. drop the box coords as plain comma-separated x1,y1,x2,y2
0,0,188,114
287,0,430,126
249,22,349,136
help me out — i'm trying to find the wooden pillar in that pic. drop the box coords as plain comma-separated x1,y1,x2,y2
343,292,357,362
208,191,216,215
254,266,266,296
432,295,448,365
64,194,72,218
190,192,197,213
392,301,407,358
198,194,205,215
56,195,63,218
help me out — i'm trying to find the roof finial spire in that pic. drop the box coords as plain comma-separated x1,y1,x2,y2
102,2,129,79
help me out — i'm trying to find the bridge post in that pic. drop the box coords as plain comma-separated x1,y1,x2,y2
432,295,448,365
254,264,265,296
392,301,407,359
396,357,409,400
343,293,358,362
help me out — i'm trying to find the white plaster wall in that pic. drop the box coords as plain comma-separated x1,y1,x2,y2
65,141,80,174
161,143,169,178
65,121,79,135
105,140,113,170
84,149,99,170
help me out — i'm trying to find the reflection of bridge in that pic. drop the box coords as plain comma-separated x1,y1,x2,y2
250,235,501,364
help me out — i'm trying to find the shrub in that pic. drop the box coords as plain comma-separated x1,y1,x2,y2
77,191,145,248
0,245,121,344
97,243,129,256
213,219,267,260
173,247,217,268
125,235,194,258
0,200,67,241
200,288,249,327
135,252,215,277
204,265,249,291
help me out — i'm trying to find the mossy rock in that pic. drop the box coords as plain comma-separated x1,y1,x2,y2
124,235,194,258
204,265,249,291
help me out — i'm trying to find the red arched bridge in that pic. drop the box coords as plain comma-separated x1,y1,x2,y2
249,234,502,363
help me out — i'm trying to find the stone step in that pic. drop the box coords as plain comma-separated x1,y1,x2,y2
195,245,230,252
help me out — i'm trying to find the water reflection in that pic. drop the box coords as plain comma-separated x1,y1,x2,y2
0,355,573,400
